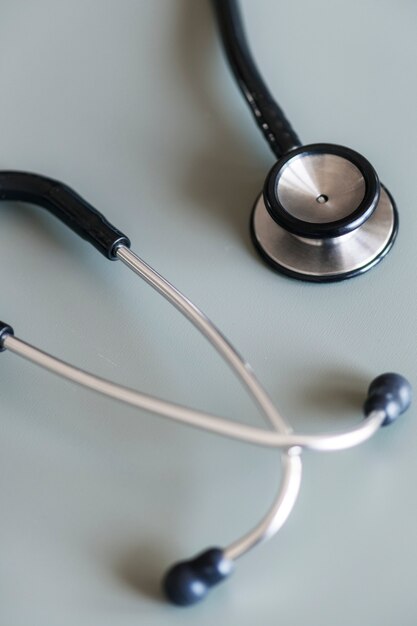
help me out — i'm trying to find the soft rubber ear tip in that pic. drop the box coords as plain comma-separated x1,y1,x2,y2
364,373,412,426
162,548,234,607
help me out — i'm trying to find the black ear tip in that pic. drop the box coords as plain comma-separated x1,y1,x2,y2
364,373,412,426
163,562,208,606
162,548,234,607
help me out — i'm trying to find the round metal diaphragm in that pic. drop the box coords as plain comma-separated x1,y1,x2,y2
276,153,366,222
263,144,380,239
251,185,398,282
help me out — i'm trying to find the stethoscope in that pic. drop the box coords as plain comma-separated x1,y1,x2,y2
0,0,412,609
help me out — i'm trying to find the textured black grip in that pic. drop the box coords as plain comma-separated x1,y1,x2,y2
211,0,301,158
0,321,14,352
0,171,130,259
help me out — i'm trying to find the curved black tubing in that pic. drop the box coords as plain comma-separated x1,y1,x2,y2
0,171,130,259
211,0,301,158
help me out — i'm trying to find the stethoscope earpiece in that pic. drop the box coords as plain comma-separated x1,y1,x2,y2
163,548,233,607
161,370,412,607
364,373,413,426
251,143,398,282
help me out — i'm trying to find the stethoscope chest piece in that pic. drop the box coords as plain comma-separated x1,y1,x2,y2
251,143,398,282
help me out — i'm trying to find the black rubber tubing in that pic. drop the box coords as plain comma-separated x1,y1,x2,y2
0,171,130,259
211,0,301,158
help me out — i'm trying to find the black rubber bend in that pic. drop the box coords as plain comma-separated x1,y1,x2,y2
0,171,130,259
211,0,301,158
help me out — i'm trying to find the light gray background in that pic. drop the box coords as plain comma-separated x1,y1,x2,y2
0,1,416,625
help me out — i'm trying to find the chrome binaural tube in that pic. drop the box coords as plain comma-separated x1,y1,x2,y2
1,246,388,562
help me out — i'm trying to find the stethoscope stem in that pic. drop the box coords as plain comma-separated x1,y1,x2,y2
115,247,291,435
224,452,302,561
0,332,388,450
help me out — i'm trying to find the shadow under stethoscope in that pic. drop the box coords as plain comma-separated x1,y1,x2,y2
172,0,270,253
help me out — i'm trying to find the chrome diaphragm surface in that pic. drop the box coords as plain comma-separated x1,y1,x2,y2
275,152,366,224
